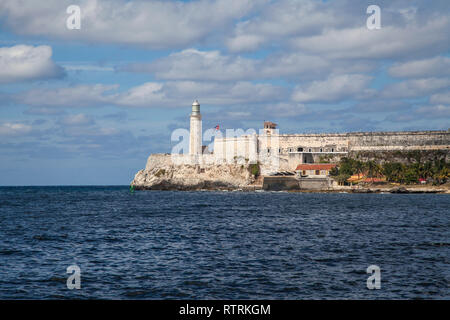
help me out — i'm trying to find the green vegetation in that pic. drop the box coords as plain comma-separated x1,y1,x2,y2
330,157,449,185
249,162,260,177
318,155,331,163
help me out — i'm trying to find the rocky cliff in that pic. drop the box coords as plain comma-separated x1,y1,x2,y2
131,154,257,190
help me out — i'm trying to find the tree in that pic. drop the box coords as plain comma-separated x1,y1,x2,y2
404,167,419,184
329,166,339,176
422,161,433,179
382,162,404,183
354,160,365,176
339,157,354,175
336,174,351,186
365,161,378,178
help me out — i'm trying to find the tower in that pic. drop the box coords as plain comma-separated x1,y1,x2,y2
263,121,277,135
189,100,202,155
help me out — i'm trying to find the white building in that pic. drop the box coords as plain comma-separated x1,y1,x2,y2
189,100,202,155
185,100,449,172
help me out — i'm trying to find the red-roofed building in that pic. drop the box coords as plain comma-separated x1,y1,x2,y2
363,177,386,183
295,164,337,177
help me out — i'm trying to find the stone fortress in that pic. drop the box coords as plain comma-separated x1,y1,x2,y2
131,100,450,190
189,100,450,172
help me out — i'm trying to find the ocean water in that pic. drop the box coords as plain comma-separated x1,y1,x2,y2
0,186,448,299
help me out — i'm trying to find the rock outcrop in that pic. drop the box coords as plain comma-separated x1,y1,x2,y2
131,154,257,190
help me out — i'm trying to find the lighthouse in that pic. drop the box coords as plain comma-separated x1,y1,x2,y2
189,100,202,155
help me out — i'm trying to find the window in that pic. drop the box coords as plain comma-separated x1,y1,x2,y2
278,148,281,154
267,148,270,153
331,148,334,152
289,148,293,152
297,147,303,152
308,148,312,152
319,148,323,152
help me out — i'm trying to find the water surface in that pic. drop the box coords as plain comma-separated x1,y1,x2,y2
0,186,448,299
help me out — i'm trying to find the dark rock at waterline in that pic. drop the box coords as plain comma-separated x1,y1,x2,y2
390,187,409,193
133,180,237,191
351,188,374,193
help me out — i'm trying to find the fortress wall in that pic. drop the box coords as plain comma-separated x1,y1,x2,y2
261,134,349,153
279,134,348,151
257,131,449,153
214,135,257,162
347,131,450,151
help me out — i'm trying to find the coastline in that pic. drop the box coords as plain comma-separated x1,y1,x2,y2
133,182,450,194
289,185,450,194
131,153,450,194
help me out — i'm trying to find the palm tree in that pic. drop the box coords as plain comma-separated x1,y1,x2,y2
366,161,377,178
422,161,433,179
354,161,365,177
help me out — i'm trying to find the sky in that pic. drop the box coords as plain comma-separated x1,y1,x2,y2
0,0,449,185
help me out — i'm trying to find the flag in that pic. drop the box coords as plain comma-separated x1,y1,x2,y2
215,125,220,130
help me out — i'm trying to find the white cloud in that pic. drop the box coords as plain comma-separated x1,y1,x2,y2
0,0,259,49
59,114,95,126
113,83,166,107
430,91,450,105
292,17,450,60
264,102,308,118
388,56,450,78
415,104,450,118
226,34,265,53
121,49,258,81
152,81,286,106
381,78,450,99
0,122,32,136
292,74,372,103
17,84,119,107
120,48,375,82
225,0,348,52
15,80,285,109
0,45,63,83
62,64,115,72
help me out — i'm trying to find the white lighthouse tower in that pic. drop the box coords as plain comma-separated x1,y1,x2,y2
189,100,202,155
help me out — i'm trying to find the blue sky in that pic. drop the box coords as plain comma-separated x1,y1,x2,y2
0,0,449,185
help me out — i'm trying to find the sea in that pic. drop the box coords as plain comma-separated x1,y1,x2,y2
0,186,448,299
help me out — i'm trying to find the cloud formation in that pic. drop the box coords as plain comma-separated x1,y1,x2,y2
0,122,32,136
120,48,376,82
292,74,372,103
388,56,450,78
0,45,64,83
0,0,259,49
14,80,286,109
381,78,450,99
